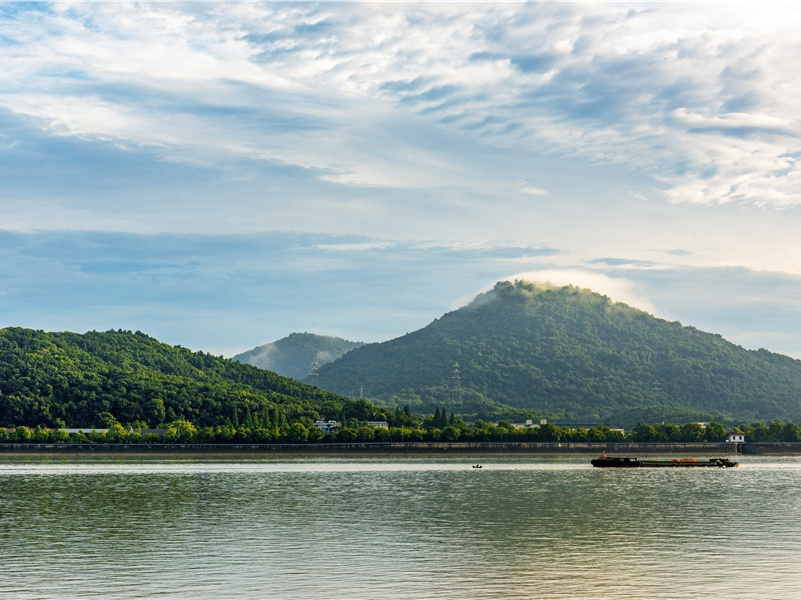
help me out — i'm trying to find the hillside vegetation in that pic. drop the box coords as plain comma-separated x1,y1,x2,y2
314,280,801,426
0,327,369,429
233,332,363,380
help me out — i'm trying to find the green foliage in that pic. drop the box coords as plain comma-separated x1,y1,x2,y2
285,422,310,443
15,425,33,442
0,327,357,430
165,419,198,443
314,281,801,426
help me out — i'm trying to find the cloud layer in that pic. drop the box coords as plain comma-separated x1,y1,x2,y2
4,3,801,218
2,3,801,359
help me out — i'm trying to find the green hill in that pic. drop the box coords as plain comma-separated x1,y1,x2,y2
232,332,363,380
313,280,801,426
0,327,360,429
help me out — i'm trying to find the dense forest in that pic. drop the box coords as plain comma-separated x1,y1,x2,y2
233,332,363,380
313,280,801,426
0,327,384,431
5,280,801,433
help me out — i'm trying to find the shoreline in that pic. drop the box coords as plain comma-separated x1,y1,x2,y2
2,441,795,455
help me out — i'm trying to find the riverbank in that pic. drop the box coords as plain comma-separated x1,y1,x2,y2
3,441,790,455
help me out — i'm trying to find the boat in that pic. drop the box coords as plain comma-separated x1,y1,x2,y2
591,455,739,468
472,464,483,469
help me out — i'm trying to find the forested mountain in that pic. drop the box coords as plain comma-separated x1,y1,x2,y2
232,333,363,380
313,280,801,426
0,327,369,429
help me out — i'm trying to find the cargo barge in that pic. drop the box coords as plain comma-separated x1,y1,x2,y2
591,455,739,468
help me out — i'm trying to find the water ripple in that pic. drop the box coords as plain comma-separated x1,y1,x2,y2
1,455,800,599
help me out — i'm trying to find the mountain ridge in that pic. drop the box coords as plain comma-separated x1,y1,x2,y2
233,332,363,380
312,280,801,426
0,327,361,429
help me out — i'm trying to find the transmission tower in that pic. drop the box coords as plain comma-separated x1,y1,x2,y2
309,361,319,387
652,380,661,404
451,362,463,405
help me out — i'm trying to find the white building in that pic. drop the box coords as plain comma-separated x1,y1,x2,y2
314,420,342,434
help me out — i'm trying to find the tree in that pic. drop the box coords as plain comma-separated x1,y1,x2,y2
433,407,442,428
307,425,325,443
783,422,801,442
587,425,609,442
15,426,33,442
662,423,682,442
442,425,461,441
704,421,727,442
628,424,661,442
97,411,119,428
285,422,309,443
333,426,357,443
680,422,705,442
106,423,127,442
746,422,770,442
145,398,166,427
165,419,197,443
32,427,52,443
538,423,563,442
768,420,784,442
52,429,70,443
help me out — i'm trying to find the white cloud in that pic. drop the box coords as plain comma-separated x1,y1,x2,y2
4,3,801,359
519,186,549,197
502,270,658,315
4,2,801,209
451,270,657,317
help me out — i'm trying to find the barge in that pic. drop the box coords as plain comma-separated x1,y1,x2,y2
591,455,739,468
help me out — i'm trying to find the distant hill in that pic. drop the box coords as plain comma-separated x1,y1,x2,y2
0,327,357,429
313,280,801,426
232,333,363,380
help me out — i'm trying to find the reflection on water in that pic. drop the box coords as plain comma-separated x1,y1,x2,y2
1,456,800,599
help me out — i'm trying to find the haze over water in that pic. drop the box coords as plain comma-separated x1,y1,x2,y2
2,455,799,599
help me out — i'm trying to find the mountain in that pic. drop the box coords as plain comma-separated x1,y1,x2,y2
313,280,801,426
232,333,363,380
0,327,358,429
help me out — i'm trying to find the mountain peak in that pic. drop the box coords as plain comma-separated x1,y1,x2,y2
315,279,801,426
469,279,612,306
233,333,363,380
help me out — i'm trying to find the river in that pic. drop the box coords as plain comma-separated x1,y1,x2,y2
1,454,799,599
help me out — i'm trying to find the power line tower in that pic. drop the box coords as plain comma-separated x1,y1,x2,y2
309,361,319,387
451,362,463,405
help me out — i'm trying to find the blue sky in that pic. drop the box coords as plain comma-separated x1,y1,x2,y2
2,2,801,358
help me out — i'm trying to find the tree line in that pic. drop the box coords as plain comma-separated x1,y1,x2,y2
4,412,801,444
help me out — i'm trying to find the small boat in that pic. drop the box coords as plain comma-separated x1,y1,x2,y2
591,456,738,468
472,464,483,469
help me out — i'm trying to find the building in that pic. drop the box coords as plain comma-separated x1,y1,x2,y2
314,420,342,434
726,433,746,443
63,428,109,435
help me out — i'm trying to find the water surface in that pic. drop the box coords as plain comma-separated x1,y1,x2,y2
1,455,799,599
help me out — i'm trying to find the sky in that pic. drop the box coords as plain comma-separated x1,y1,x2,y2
2,2,801,359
